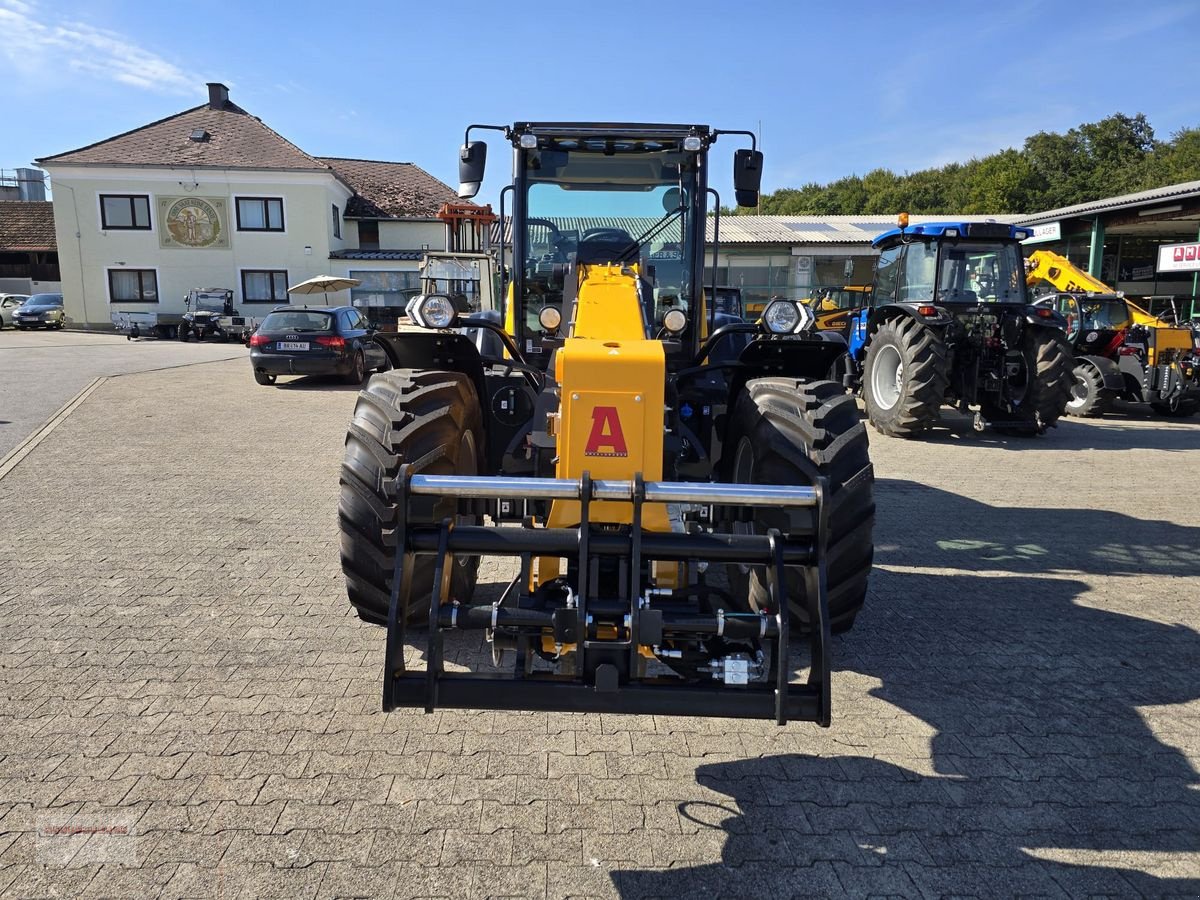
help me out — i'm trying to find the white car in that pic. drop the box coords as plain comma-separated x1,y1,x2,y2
0,294,30,328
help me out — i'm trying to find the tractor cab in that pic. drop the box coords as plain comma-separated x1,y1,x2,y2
1034,292,1131,352
871,221,1030,308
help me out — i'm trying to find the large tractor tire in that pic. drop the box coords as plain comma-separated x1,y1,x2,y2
724,378,875,633
1064,361,1112,418
1150,398,1199,418
339,369,483,625
987,327,1073,435
862,316,948,438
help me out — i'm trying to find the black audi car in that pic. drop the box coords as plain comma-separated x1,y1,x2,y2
248,306,389,386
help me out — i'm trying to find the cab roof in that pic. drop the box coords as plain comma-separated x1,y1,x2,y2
872,221,1034,248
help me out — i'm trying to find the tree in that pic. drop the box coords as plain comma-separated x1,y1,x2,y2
748,112,1194,216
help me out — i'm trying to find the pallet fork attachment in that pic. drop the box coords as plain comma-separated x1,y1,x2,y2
382,467,832,725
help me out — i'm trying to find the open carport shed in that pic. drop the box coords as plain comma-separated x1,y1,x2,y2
1018,179,1200,316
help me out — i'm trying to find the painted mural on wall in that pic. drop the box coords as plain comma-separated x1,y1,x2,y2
158,196,229,250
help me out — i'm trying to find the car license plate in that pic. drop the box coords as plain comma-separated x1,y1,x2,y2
276,341,309,351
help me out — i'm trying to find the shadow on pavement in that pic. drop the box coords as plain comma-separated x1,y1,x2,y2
613,481,1200,897
875,410,1200,452
874,478,1200,578
272,375,366,392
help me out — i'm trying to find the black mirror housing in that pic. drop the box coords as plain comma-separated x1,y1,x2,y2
458,141,487,199
733,148,763,208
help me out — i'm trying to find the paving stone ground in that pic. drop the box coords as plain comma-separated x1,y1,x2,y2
0,358,1197,899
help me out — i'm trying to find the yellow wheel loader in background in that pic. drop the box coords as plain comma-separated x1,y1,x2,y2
1026,250,1199,417
338,122,875,725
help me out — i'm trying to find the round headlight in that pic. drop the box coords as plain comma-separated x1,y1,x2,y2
662,308,687,334
762,299,801,334
418,294,456,329
538,306,562,332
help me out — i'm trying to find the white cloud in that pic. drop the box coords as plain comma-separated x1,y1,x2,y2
0,0,194,96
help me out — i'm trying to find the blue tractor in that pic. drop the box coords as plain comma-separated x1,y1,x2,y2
840,220,1074,437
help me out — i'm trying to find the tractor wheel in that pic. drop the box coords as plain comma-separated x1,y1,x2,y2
339,369,483,625
987,327,1074,435
1150,398,1199,418
724,378,875,634
1064,362,1112,417
862,316,947,438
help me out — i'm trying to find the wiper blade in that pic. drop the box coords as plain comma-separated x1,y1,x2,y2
615,205,685,263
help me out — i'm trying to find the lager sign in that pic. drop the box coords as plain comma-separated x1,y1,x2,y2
1022,221,1061,244
1157,241,1200,274
158,196,229,250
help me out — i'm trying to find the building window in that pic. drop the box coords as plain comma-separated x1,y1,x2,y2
358,220,379,250
108,268,158,302
100,194,151,230
241,269,289,303
235,197,284,231
332,204,341,239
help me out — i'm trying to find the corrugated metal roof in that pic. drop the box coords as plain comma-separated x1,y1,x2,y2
712,214,1022,244
490,213,1023,247
1017,180,1200,225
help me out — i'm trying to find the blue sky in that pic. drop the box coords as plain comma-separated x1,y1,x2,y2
3,0,1198,207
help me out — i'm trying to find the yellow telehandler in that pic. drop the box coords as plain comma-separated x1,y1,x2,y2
337,122,875,724
1026,250,1198,416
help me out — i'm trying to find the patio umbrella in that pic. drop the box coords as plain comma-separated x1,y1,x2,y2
287,275,361,303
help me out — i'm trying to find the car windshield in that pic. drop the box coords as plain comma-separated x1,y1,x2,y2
261,311,334,332
937,242,1025,303
521,146,698,339
25,294,62,308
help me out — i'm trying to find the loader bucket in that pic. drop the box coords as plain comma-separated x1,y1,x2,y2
381,467,833,726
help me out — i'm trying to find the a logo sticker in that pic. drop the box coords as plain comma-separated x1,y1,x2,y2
584,406,628,457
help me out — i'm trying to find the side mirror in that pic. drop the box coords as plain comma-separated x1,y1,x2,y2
458,141,487,199
733,148,764,208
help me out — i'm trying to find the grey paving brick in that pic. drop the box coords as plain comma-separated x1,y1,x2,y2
0,358,1197,899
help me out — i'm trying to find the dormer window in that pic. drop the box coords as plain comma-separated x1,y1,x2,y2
189,128,210,142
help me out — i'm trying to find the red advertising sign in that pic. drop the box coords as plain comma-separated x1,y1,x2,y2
1158,242,1200,274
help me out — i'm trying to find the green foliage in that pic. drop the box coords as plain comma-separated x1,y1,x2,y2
746,113,1200,216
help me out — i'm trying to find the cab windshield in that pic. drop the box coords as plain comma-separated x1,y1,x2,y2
520,148,698,340
936,242,1025,304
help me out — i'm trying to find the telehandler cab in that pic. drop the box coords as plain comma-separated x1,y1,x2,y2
338,122,875,725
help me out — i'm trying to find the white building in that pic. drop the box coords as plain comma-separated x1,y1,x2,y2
37,83,461,329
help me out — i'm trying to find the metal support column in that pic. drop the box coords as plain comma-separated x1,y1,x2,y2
1193,224,1199,320
1087,217,1106,280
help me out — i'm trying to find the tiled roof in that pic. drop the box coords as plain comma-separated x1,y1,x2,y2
37,103,329,171
1018,180,1200,225
330,250,425,261
0,201,56,251
320,158,463,219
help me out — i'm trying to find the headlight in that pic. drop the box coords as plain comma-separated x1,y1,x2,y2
762,299,808,334
662,308,687,334
538,306,562,332
410,294,456,329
